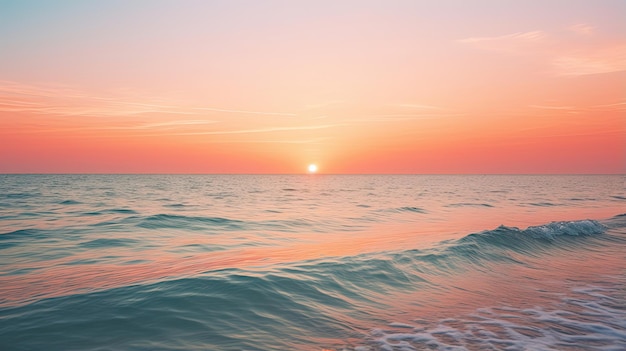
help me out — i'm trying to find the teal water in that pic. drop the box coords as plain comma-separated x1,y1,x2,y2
1,175,625,350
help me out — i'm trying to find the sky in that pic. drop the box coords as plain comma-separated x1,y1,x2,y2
0,0,624,174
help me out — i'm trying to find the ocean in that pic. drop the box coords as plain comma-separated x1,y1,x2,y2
0,174,625,351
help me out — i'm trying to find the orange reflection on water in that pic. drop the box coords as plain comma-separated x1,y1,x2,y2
0,223,429,306
1,206,623,308
370,230,626,324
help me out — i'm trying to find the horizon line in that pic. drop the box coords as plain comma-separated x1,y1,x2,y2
1,173,624,176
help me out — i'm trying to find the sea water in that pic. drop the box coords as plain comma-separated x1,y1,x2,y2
0,175,624,350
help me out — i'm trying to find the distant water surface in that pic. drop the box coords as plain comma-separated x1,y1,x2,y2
1,175,625,350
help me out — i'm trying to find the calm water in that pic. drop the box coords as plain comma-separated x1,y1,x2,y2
1,175,625,350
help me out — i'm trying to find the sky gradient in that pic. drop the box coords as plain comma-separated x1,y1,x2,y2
1,0,624,174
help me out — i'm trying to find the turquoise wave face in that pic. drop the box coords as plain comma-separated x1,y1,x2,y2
2,214,625,350
1,175,625,350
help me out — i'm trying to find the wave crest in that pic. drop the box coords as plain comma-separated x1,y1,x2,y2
461,219,605,247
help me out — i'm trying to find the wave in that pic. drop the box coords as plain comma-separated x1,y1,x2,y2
2,192,38,199
385,207,427,214
366,284,626,351
0,228,46,239
78,238,139,248
445,202,494,208
526,202,559,207
118,213,360,233
59,199,81,205
0,229,48,250
83,208,139,216
461,219,605,245
136,213,246,230
133,213,323,232
1,215,624,350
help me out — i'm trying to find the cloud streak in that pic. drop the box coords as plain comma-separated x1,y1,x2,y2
567,23,594,36
459,27,626,76
458,31,546,54
169,124,343,136
0,81,296,118
529,105,577,110
392,103,442,110
552,45,626,76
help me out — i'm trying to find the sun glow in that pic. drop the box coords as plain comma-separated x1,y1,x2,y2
308,164,318,173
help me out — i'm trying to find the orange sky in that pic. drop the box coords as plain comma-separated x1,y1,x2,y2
0,1,624,174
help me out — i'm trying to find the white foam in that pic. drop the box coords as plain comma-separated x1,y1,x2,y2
524,219,605,239
352,284,626,351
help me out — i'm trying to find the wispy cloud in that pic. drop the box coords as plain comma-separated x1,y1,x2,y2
552,45,626,76
593,101,626,108
189,106,295,116
351,113,465,123
459,27,626,77
458,31,546,54
0,80,295,117
567,23,594,36
302,100,344,110
581,101,626,113
169,124,343,136
203,137,330,144
529,105,577,110
393,103,442,110
459,31,545,44
135,120,218,129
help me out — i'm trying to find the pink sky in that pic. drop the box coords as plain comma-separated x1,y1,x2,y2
0,1,624,173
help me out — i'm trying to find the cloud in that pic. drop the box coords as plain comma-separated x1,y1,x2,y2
393,103,442,110
458,31,546,53
170,124,343,136
189,106,295,116
136,120,218,129
552,45,626,76
351,113,465,123
593,101,626,109
529,105,577,110
459,27,626,77
459,31,545,44
0,80,295,117
203,137,330,144
302,100,344,110
568,24,594,36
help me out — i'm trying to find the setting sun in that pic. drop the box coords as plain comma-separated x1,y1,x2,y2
308,164,318,173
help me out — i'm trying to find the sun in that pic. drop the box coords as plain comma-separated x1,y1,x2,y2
308,164,318,173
